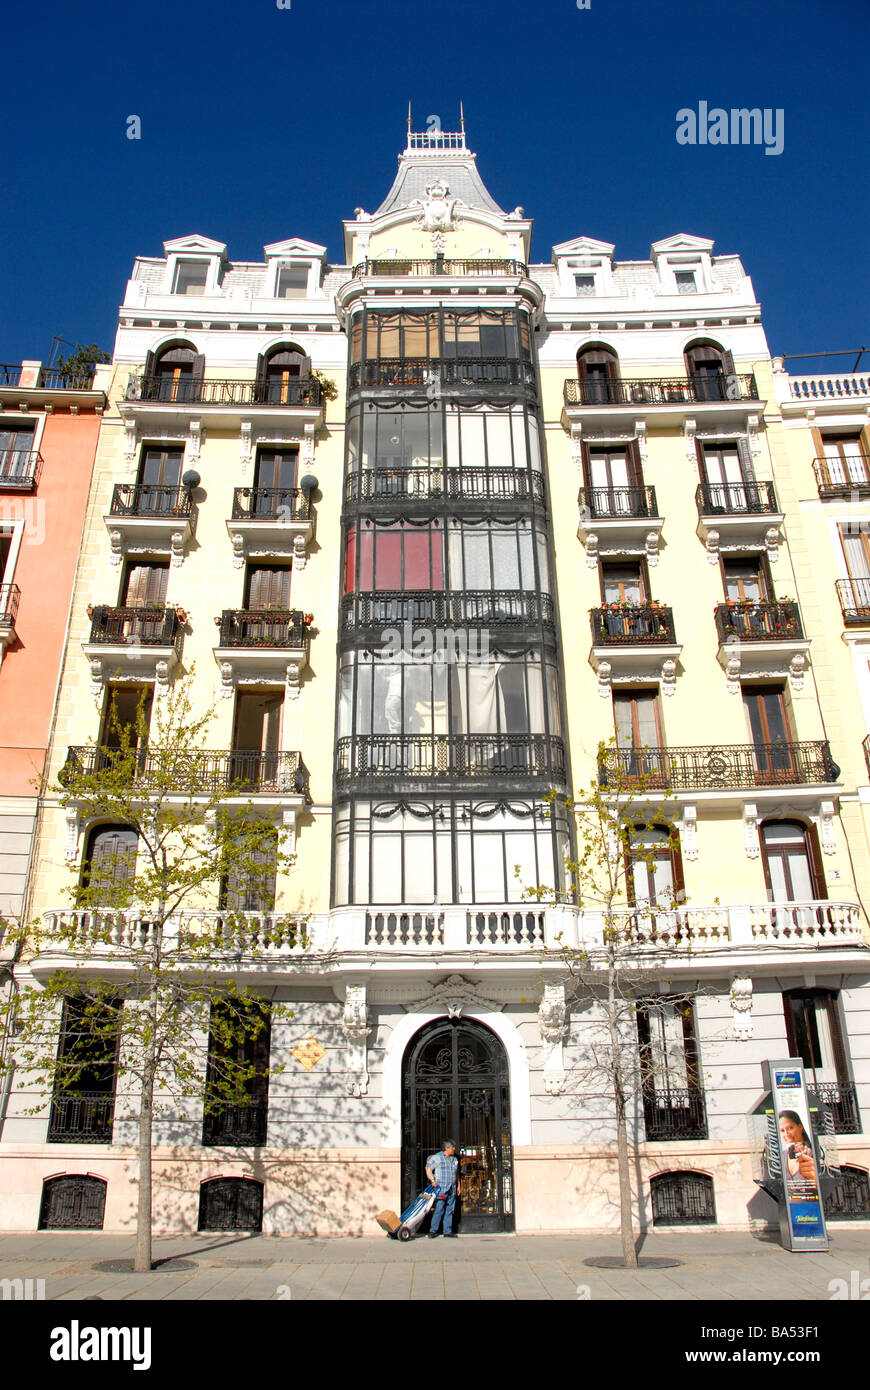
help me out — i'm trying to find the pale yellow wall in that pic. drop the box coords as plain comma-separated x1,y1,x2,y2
353,220,514,264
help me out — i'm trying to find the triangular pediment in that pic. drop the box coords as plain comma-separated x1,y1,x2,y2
264,237,327,260
163,233,227,257
552,235,615,259
651,233,715,257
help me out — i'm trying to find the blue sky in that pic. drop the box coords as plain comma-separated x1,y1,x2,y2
1,0,867,374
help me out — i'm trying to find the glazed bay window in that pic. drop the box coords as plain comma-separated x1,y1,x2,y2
333,797,570,906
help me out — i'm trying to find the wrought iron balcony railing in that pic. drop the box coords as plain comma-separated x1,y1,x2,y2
348,358,537,392
642,1088,709,1141
125,375,322,408
598,741,839,791
342,589,555,632
808,1081,862,1136
0,449,42,490
0,583,20,627
714,599,803,642
578,485,658,520
62,746,309,796
231,487,311,520
86,605,183,651
109,484,193,517
353,257,528,278
0,365,97,390
564,374,759,407
813,455,870,499
202,1101,268,1147
47,1090,115,1143
591,604,676,645
216,609,310,649
344,466,545,506
696,481,779,515
836,578,870,623
336,733,566,783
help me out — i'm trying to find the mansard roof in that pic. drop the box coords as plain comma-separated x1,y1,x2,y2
373,131,507,218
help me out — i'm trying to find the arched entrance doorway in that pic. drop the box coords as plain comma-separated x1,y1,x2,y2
402,1017,514,1233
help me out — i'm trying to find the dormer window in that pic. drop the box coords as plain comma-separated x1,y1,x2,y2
574,274,596,297
276,266,309,299
675,270,696,295
172,261,209,296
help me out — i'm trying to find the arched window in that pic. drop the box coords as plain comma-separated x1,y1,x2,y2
198,1177,264,1231
39,1175,107,1230
761,820,826,902
146,341,203,403
627,824,684,907
650,1171,715,1225
683,339,733,401
257,344,311,404
79,824,138,902
825,1166,870,1221
576,344,620,404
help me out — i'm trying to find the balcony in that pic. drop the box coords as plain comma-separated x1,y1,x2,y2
341,589,555,640
642,1089,708,1142
81,604,183,692
46,1091,115,1144
598,741,839,797
589,603,680,696
813,455,870,500
714,599,810,691
694,481,784,558
352,257,528,279
344,466,545,510
202,1101,268,1147
562,374,761,429
227,487,314,568
0,362,106,407
808,1082,862,1136
335,733,566,789
62,746,310,800
836,578,870,624
120,374,324,427
0,449,42,491
0,583,20,664
577,485,662,562
105,484,195,565
348,357,537,397
214,609,311,698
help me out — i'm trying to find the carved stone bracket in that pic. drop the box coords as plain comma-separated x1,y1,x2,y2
65,808,81,864
124,418,137,465
765,527,780,563
645,531,660,568
88,659,104,697
684,418,697,466
538,984,568,1096
302,421,317,470
231,534,246,569
240,421,252,468
218,661,234,698
661,658,677,696
680,804,698,861
109,530,124,567
705,528,720,563
170,532,186,568
280,806,299,858
818,800,836,855
743,802,760,858
188,419,203,463
585,532,599,569
635,419,648,467
746,415,761,459
730,975,754,1040
408,974,503,1019
789,652,807,691
285,661,304,701
341,984,370,1098
293,533,308,570
596,660,612,698
571,422,584,475
154,659,171,695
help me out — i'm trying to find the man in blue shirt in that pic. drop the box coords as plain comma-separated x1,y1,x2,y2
426,1138,460,1237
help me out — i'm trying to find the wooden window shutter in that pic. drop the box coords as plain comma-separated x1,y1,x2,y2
824,993,849,1082
192,354,205,382
143,350,155,379
255,354,266,390
669,833,686,899
580,442,592,491
627,438,644,489
736,437,757,483
722,349,736,374
806,822,827,900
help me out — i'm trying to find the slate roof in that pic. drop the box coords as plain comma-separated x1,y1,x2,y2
373,152,507,218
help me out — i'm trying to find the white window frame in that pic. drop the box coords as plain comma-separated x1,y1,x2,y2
266,259,318,300
0,410,47,461
164,253,221,296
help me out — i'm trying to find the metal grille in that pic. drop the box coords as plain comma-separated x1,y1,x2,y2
402,1019,514,1234
345,467,546,506
349,358,537,393
578,485,658,519
714,600,803,642
217,609,310,649
354,258,528,279
38,1175,107,1230
86,605,182,650
650,1172,715,1226
126,376,322,408
643,1089,709,1141
231,487,311,520
599,741,838,791
824,1166,870,1220
62,746,309,797
591,605,676,645
47,1092,115,1143
197,1178,264,1232
336,733,566,784
342,590,555,632
110,484,192,517
565,375,758,406
808,1082,862,1135
696,481,779,515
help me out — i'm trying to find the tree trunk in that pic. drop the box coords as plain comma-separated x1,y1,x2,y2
134,1069,154,1272
607,949,638,1268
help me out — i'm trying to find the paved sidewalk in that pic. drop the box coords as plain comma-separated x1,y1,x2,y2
0,1229,868,1300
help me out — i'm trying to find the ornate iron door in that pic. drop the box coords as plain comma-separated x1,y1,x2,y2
402,1018,514,1233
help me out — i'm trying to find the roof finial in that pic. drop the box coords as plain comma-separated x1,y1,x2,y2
460,100,466,133
407,100,412,133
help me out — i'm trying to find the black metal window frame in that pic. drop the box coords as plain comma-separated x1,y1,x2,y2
345,399,543,477
824,1165,870,1220
636,997,709,1141
38,1175,108,1230
353,306,532,367
650,1171,716,1226
344,515,553,598
47,995,121,1143
197,1177,264,1231
332,795,571,908
201,999,271,1148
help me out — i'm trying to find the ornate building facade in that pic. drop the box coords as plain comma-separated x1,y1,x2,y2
1,127,869,1237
